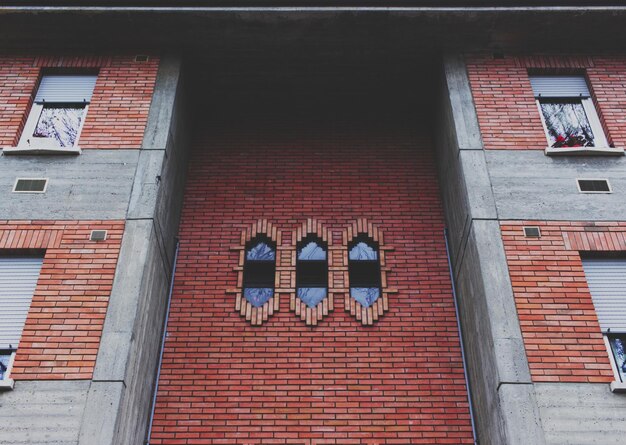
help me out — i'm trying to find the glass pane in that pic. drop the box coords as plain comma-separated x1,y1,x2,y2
297,287,327,308
0,354,12,380
609,336,626,383
246,242,275,261
298,241,326,261
349,242,378,261
350,287,380,308
33,106,84,147
243,288,273,307
540,100,595,148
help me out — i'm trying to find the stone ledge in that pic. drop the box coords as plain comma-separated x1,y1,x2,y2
2,146,81,155
0,378,15,390
610,380,626,393
544,146,624,156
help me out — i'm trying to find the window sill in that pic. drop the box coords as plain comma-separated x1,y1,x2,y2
0,379,14,391
2,146,81,156
545,146,624,156
610,381,626,393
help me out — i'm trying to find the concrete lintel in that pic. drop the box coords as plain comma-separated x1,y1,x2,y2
77,381,125,445
498,383,546,445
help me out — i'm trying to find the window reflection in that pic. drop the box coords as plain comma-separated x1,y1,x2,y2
33,105,85,147
540,101,595,148
297,287,327,308
298,241,326,261
350,287,380,308
609,335,626,382
349,242,378,261
243,288,274,308
0,353,12,380
246,242,276,261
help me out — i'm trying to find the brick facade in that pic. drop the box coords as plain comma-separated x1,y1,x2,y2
501,221,618,383
0,220,125,380
466,54,626,150
0,55,158,149
149,119,474,444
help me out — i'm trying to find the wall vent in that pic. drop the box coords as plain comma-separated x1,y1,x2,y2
577,179,612,194
523,226,541,238
13,178,48,193
134,55,149,62
90,230,107,242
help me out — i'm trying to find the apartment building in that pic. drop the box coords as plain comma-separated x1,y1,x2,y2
0,2,624,445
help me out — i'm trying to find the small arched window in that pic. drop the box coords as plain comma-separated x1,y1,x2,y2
348,234,382,308
242,235,276,308
296,235,328,308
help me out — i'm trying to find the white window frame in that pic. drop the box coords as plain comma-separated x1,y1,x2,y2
17,102,89,150
0,350,16,390
536,97,609,149
603,334,626,393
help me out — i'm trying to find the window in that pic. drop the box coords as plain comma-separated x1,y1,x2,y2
296,235,328,308
530,75,609,149
581,257,626,389
242,235,276,308
348,234,382,308
19,74,97,149
0,256,44,388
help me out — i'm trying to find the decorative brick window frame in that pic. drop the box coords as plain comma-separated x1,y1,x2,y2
344,218,395,326
231,218,395,326
229,219,281,326
289,219,333,326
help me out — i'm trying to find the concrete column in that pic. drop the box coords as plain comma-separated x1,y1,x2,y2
436,53,546,445
78,55,190,445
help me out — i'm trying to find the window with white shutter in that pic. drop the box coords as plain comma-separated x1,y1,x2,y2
0,256,43,384
18,74,97,150
582,258,626,385
530,74,609,150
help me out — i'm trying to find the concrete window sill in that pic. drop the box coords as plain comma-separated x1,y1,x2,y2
544,146,624,156
610,381,626,393
0,379,15,391
2,146,81,155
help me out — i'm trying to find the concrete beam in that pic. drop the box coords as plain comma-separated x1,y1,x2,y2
77,55,189,445
436,53,546,445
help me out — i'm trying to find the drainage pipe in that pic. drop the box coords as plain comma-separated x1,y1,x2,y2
444,228,478,445
145,239,179,445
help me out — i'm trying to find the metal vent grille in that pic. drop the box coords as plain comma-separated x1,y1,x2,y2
90,230,107,242
523,226,541,238
13,178,48,193
577,179,611,193
134,55,149,62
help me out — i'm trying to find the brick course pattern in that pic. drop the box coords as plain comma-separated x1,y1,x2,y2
150,121,474,444
0,55,158,149
466,54,626,150
0,220,125,380
501,221,618,383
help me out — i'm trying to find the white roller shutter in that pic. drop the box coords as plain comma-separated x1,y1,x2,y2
582,258,626,332
34,75,97,103
0,257,43,349
530,75,591,98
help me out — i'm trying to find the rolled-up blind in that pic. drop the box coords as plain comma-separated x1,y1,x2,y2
0,257,43,349
34,75,97,103
530,75,591,98
582,258,626,332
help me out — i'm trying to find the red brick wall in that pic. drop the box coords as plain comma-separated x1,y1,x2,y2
149,119,474,444
0,55,158,149
466,54,626,150
501,221,619,383
0,220,125,380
